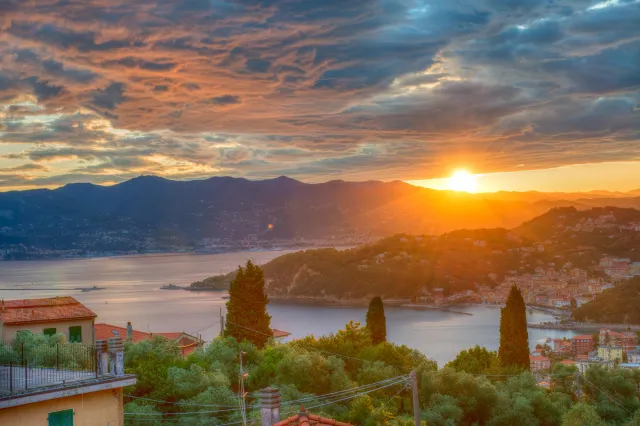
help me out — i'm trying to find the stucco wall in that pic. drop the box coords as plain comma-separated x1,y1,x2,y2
0,388,123,426
2,319,95,343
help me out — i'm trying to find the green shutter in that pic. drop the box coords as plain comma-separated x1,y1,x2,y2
69,326,82,343
48,409,74,426
43,328,57,337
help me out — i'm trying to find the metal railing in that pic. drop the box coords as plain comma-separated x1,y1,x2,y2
0,340,97,394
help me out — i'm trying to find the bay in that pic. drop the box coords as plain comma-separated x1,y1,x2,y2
0,250,575,366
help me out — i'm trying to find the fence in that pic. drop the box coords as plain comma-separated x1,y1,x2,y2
0,340,97,394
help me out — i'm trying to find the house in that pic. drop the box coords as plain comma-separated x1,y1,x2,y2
575,359,614,374
598,346,624,363
272,329,292,341
530,355,550,372
259,387,352,426
599,329,638,352
0,297,96,343
95,322,202,356
0,336,135,425
571,335,595,356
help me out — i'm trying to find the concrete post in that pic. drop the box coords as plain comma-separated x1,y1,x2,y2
95,339,109,376
259,387,281,426
126,322,134,342
108,337,124,377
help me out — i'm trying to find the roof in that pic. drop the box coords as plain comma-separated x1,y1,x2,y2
0,297,96,325
272,329,291,338
530,355,549,362
560,360,576,365
95,323,200,356
273,408,353,426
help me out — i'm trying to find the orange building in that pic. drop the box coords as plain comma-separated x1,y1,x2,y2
95,322,202,356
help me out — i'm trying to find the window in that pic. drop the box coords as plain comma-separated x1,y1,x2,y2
43,328,57,337
48,409,74,426
69,326,82,343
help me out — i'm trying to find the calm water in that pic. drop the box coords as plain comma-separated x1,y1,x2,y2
0,251,575,366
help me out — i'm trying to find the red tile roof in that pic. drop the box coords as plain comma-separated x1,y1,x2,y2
272,408,352,426
530,355,550,362
272,329,291,338
0,297,96,325
94,323,201,356
560,360,576,365
572,335,594,340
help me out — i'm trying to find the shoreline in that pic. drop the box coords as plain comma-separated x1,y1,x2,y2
528,322,640,331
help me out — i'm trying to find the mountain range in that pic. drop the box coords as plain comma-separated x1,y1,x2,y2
1,175,639,254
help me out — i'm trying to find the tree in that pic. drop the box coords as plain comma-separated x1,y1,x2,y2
499,285,530,370
445,346,501,375
225,260,272,348
570,298,577,310
562,403,605,426
366,296,387,344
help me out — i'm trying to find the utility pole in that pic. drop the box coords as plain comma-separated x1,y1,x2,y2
575,371,581,401
410,371,421,426
220,306,225,338
239,351,248,426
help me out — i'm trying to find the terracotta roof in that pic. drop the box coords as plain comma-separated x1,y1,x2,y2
530,355,550,362
272,329,291,338
273,408,352,426
560,360,576,365
94,323,200,356
0,297,96,325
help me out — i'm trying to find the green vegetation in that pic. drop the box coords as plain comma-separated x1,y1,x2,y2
499,285,530,370
366,296,387,345
225,261,272,348
123,324,640,425
573,277,640,324
189,274,233,290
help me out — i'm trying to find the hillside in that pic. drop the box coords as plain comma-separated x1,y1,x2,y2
190,207,640,301
2,175,640,258
572,277,640,323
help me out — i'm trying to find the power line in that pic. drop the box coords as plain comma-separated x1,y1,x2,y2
581,376,632,414
124,394,240,408
360,382,409,425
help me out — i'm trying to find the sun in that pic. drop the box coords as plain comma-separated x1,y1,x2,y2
448,169,478,193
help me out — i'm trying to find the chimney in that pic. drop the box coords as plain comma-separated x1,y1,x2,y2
259,387,280,426
108,337,125,376
126,322,133,342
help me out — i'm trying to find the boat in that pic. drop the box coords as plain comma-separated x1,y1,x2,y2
160,284,184,290
74,285,106,292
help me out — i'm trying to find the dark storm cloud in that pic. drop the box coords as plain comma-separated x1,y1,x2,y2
0,0,639,187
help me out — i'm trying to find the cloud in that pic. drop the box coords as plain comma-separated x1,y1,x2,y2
0,0,638,188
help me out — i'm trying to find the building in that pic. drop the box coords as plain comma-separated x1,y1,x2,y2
599,329,638,352
0,337,135,425
530,355,551,372
95,322,202,356
575,359,614,374
598,345,624,363
272,329,292,341
259,387,353,426
571,335,594,356
0,297,96,343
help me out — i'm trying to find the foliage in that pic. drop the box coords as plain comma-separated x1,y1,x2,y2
499,285,530,370
225,260,272,348
573,277,640,324
366,296,387,344
445,345,501,375
562,403,605,426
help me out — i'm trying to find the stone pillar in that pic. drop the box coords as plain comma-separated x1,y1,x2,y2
108,337,124,376
96,339,109,376
259,387,281,426
126,322,133,342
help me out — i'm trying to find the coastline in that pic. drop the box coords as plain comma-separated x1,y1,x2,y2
528,322,640,331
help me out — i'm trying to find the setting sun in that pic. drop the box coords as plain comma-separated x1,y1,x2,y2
448,169,478,193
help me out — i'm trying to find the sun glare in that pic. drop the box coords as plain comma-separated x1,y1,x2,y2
448,169,478,193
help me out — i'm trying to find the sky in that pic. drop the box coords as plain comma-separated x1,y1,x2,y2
0,0,639,192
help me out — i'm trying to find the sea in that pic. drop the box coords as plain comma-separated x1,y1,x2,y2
0,250,576,366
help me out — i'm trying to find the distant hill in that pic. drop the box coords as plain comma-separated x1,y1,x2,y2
190,207,640,299
1,175,640,255
572,277,640,323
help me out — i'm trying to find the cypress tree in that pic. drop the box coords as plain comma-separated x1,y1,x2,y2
225,260,272,348
498,285,530,370
366,296,387,344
